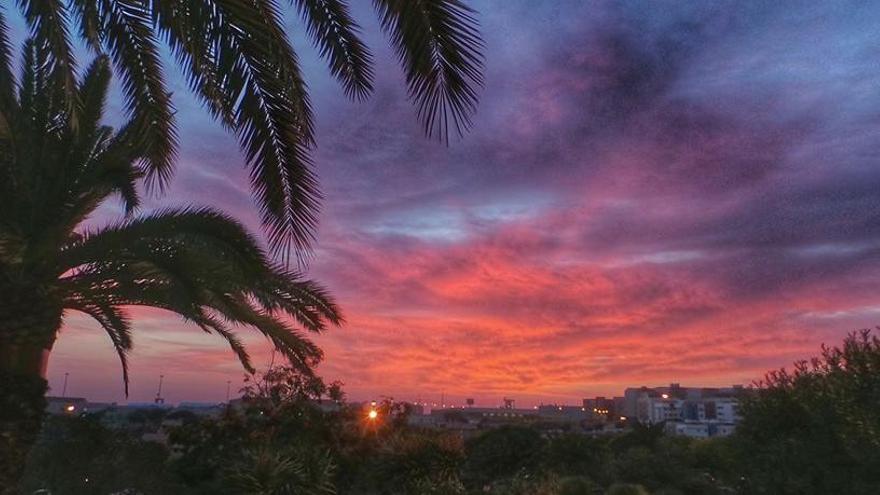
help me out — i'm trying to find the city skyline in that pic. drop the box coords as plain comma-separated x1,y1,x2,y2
16,1,880,405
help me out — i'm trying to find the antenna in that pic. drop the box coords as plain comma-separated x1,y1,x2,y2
154,375,165,404
61,372,69,397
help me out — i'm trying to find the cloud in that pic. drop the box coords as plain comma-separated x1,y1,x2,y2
45,0,880,406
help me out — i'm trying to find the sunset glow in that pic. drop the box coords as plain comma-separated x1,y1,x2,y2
35,1,880,406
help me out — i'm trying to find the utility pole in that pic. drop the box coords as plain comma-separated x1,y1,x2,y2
226,380,232,403
61,372,69,397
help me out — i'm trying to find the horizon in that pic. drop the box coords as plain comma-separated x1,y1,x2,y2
45,378,748,410
10,1,880,406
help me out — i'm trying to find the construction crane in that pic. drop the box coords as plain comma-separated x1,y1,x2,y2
154,375,165,404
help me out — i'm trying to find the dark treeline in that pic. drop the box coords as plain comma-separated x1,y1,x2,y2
20,331,880,495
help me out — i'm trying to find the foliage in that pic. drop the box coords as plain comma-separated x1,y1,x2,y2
606,484,650,495
731,329,880,494
6,0,485,254
21,332,880,494
463,426,546,486
541,433,607,480
225,447,336,495
169,366,344,494
557,476,603,495
20,415,182,494
363,430,465,494
0,41,342,392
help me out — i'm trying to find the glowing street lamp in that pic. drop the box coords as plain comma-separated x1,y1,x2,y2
367,409,378,420
65,405,75,412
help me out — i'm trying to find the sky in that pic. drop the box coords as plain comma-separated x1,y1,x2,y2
12,1,880,407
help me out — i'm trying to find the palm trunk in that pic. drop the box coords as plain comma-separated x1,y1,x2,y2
0,346,49,495
0,284,60,494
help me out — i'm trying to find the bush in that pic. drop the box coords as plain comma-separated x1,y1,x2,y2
463,426,546,486
732,330,880,494
558,475,603,495
606,483,650,495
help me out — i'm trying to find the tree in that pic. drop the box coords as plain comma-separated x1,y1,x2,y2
366,430,465,494
732,329,880,494
540,433,608,481
225,447,336,495
169,366,346,494
462,426,546,488
7,0,485,256
0,42,341,489
20,415,184,495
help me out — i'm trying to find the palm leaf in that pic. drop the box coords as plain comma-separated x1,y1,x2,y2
150,0,320,259
16,0,78,112
97,0,177,187
373,0,484,143
64,299,133,395
0,9,17,115
294,0,374,100
58,207,340,379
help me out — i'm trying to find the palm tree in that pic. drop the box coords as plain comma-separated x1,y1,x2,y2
0,41,341,488
8,0,484,257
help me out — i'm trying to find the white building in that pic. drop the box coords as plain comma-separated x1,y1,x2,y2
630,384,745,438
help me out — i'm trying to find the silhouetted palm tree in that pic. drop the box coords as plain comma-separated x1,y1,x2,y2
7,1,484,256
0,41,341,488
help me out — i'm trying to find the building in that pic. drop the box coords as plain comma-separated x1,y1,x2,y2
536,404,589,423
625,383,746,438
411,400,596,433
583,396,625,421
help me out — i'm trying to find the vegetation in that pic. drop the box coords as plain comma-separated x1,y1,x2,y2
5,0,485,255
0,42,340,488
1,0,486,486
731,329,880,494
19,330,880,494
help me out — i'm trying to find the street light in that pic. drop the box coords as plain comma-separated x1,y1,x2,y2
65,405,75,412
367,409,378,420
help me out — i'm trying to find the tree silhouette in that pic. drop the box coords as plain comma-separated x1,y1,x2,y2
0,41,340,488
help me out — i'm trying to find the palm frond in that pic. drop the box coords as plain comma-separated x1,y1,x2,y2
373,0,484,143
253,270,343,333
58,207,268,274
74,54,111,144
0,9,17,115
192,312,255,374
17,39,49,128
64,299,133,395
16,0,78,111
68,0,102,52
223,0,320,259
148,1,233,123
212,295,324,373
294,0,374,100
58,207,340,375
152,0,320,259
0,11,15,217
97,0,177,187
